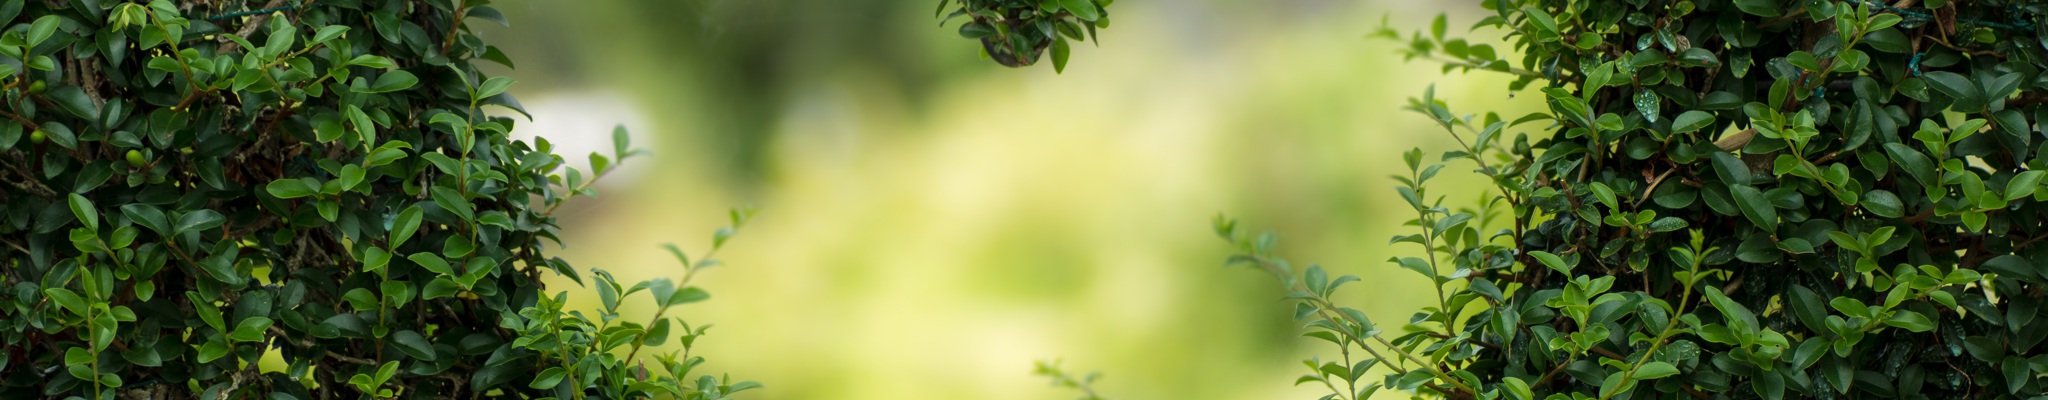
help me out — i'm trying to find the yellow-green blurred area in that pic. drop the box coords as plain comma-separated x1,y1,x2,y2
474,1,1543,399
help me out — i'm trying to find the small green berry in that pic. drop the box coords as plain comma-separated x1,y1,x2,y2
126,149,146,168
27,80,44,94
27,129,44,144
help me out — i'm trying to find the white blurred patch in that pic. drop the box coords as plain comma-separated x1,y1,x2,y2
503,91,654,187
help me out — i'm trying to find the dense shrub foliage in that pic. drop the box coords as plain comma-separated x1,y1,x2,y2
1215,0,2048,399
0,1,755,398
935,0,1112,72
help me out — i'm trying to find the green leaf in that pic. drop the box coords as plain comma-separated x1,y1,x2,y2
1671,110,1715,134
121,348,162,367
26,15,58,46
665,287,710,307
643,318,672,347
1922,71,1983,111
312,25,349,43
429,186,475,222
1787,285,1830,333
174,210,226,236
197,340,229,363
314,116,345,142
1589,183,1619,210
2007,171,2044,201
363,70,418,93
391,205,423,246
65,347,91,366
120,204,170,236
1702,286,1759,334
338,164,366,191
475,76,514,100
530,366,567,389
189,292,225,332
612,124,633,160
348,54,395,69
1884,143,1937,189
1527,251,1573,275
1863,190,1904,218
67,193,96,230
47,86,99,121
43,288,86,316
229,317,273,342
362,247,392,274
1728,184,1778,232
408,253,455,276
1732,0,1782,16
421,277,461,300
1883,310,1936,332
1057,0,1099,21
1501,377,1534,400
391,330,436,361
1635,361,1680,379
342,288,378,311
2004,356,2030,394
266,178,321,199
1711,151,1750,185
376,361,400,382
1051,37,1071,74
1634,90,1661,123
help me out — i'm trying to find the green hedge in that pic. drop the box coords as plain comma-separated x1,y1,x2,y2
1217,0,2048,399
0,1,755,398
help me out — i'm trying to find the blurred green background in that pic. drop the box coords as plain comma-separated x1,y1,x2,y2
473,1,1542,398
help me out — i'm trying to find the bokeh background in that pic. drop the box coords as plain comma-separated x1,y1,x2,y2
474,1,1544,398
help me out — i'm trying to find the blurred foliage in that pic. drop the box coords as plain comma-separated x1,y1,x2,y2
481,0,971,177
475,1,1546,399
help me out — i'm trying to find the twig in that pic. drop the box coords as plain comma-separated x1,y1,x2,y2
324,351,377,366
437,0,466,56
1631,165,1680,208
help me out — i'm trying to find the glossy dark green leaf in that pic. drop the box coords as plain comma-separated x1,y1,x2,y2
66,193,96,230
1863,190,1904,218
363,70,419,93
1635,362,1680,379
119,204,169,236
1528,251,1573,274
392,330,436,361
530,366,566,389
1883,143,1936,189
408,253,455,276
174,210,225,236
1731,0,1782,16
429,187,474,222
267,178,321,199
1728,184,1778,232
1057,0,1099,21
1671,110,1715,134
1711,151,1749,185
230,317,273,342
391,205,424,246
47,86,99,121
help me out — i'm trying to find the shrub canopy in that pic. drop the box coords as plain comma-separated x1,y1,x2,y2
0,1,755,399
937,0,1112,73
1217,0,2048,399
